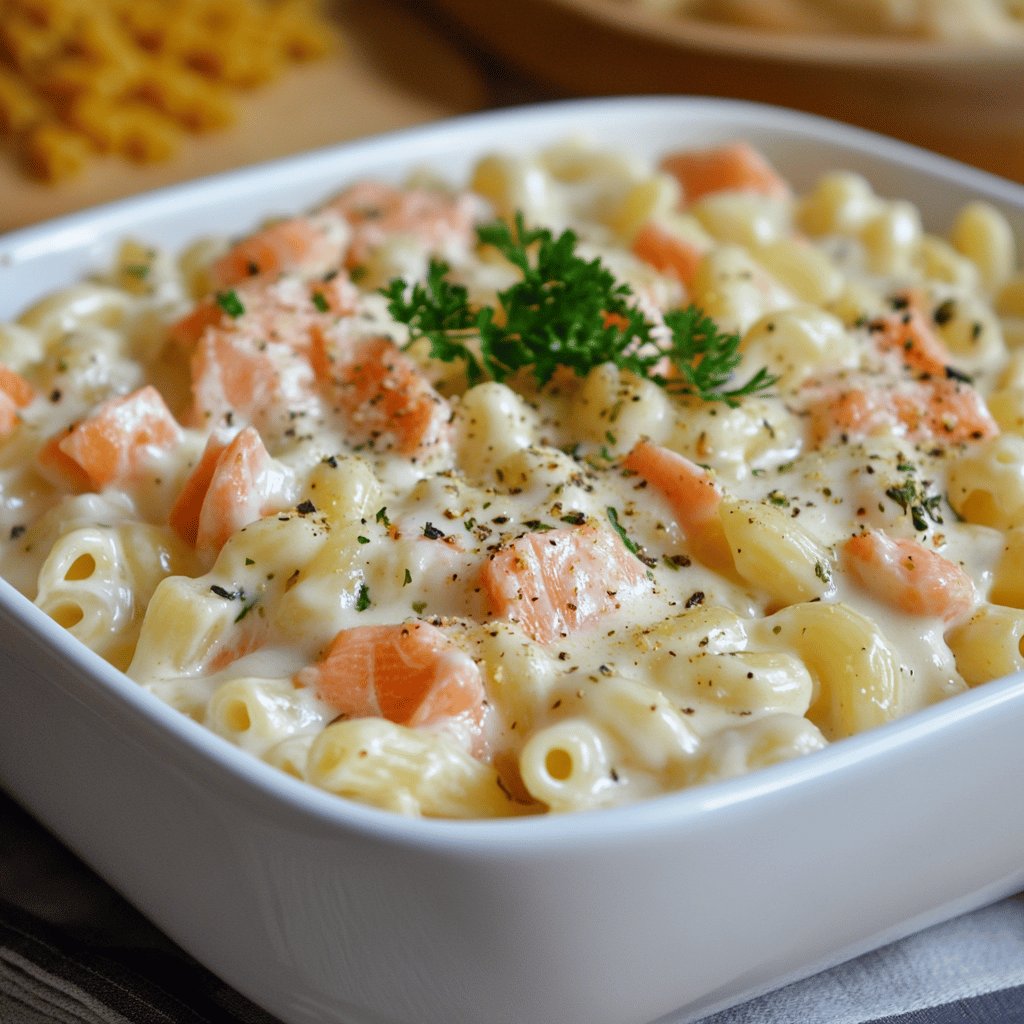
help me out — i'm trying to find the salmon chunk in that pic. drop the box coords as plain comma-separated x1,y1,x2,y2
622,438,732,570
842,530,976,623
38,385,182,491
0,364,34,438
327,181,481,267
169,426,294,552
324,335,453,460
869,306,951,377
659,142,791,204
210,213,348,288
480,522,651,644
631,221,706,289
296,620,486,728
807,377,998,447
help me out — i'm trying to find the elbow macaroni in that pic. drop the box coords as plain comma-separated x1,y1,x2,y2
2,133,1022,819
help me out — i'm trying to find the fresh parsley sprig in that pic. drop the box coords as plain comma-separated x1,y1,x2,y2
382,213,774,404
474,217,653,387
380,261,484,383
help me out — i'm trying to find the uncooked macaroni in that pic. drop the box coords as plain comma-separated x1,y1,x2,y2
1,136,1022,818
0,0,333,181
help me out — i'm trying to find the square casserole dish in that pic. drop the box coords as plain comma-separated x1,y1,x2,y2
2,97,1024,1024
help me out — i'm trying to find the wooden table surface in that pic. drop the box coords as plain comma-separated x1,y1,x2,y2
0,1,529,234
2,0,1021,237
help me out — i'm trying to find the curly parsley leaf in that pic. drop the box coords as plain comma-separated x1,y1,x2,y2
380,260,486,384
657,305,777,404
383,213,774,404
474,215,653,386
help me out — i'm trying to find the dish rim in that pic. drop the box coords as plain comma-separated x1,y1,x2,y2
520,0,1024,68
4,94,1024,276
3,93,1024,852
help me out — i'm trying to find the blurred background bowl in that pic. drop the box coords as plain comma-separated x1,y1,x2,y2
432,0,1024,182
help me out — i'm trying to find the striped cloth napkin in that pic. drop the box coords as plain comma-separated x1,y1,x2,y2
3,787,1024,1024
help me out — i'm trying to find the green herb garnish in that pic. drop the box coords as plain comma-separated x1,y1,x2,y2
355,583,371,612
885,475,944,533
382,260,482,381
311,291,330,313
606,506,641,558
216,289,246,318
382,213,774,404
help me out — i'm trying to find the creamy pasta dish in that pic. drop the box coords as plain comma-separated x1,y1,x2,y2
1,137,1023,818
635,0,1024,42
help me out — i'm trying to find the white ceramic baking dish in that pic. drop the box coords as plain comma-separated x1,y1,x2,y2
2,97,1024,1024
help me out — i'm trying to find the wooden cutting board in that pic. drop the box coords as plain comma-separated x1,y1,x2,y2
0,1,492,233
